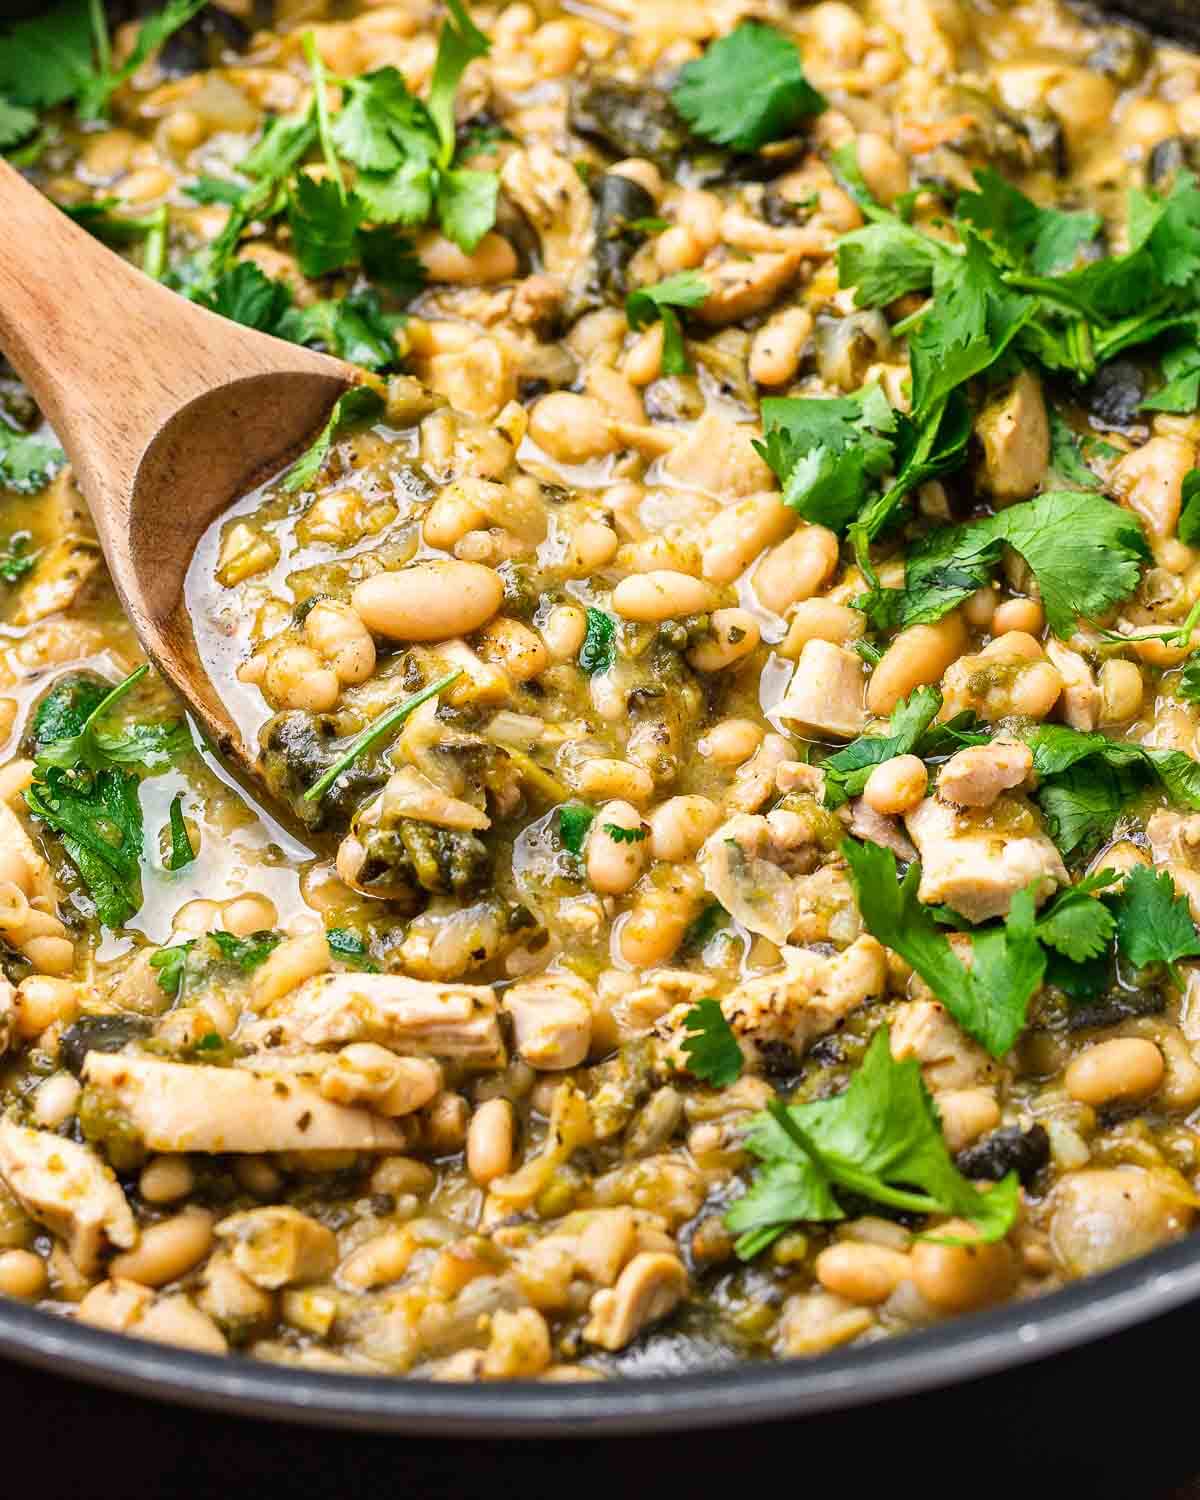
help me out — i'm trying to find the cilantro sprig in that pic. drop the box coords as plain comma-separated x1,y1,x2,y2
726,1026,1019,1259
0,0,209,124
23,666,193,929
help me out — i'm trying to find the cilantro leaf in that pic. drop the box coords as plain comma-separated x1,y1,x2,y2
209,930,283,972
558,802,595,856
326,927,380,971
626,272,709,375
0,532,38,584
287,175,364,278
844,839,1044,1057
603,823,646,844
997,490,1149,638
0,1,97,110
1048,409,1100,488
0,98,36,148
0,0,208,122
578,608,617,676
821,686,938,809
33,665,191,775
165,794,196,871
0,423,65,494
836,218,943,307
1177,469,1200,547
680,998,743,1087
1142,338,1200,416
1034,871,1118,962
284,289,402,372
281,386,385,494
150,940,195,998
756,385,896,533
863,490,1148,638
195,261,294,334
436,166,498,252
956,168,1101,275
1114,865,1200,985
908,235,1033,425
26,766,143,928
725,1026,1019,1258
671,23,825,154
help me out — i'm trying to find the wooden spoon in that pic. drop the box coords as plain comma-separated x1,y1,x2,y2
0,157,360,770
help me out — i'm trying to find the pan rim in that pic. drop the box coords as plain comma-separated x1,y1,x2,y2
3,1230,1200,1434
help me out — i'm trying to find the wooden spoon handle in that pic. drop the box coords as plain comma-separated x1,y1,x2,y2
0,159,348,518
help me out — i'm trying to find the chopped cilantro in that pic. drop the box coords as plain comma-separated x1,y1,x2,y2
210,930,283,972
326,928,380,971
33,665,192,775
165,794,196,871
0,0,208,121
680,999,743,1087
25,765,143,928
603,823,647,844
0,423,65,494
558,802,595,856
1114,866,1200,986
956,167,1101,275
150,940,195,999
725,1026,1019,1259
626,272,709,375
671,23,826,153
578,608,617,676
0,531,38,584
1178,469,1200,547
1034,872,1118,962
1048,410,1100,489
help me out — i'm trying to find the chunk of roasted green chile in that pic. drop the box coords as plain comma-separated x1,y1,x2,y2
59,1014,154,1077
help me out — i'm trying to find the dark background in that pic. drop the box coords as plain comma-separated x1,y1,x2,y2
7,1296,1200,1500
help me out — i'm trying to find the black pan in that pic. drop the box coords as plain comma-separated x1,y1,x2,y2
0,1229,1199,1434
0,0,1198,1440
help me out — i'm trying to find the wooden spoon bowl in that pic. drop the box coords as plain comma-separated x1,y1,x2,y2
0,158,359,769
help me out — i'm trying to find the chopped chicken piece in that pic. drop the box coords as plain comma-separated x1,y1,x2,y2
378,766,490,831
849,799,917,859
0,1119,135,1274
249,973,506,1070
1110,436,1196,538
659,936,886,1068
82,1054,410,1153
905,794,1066,922
935,740,1033,808
777,641,867,740
660,412,775,499
500,146,593,289
975,369,1049,505
889,1000,1003,1090
215,1206,338,1289
1045,641,1099,732
502,972,593,1070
